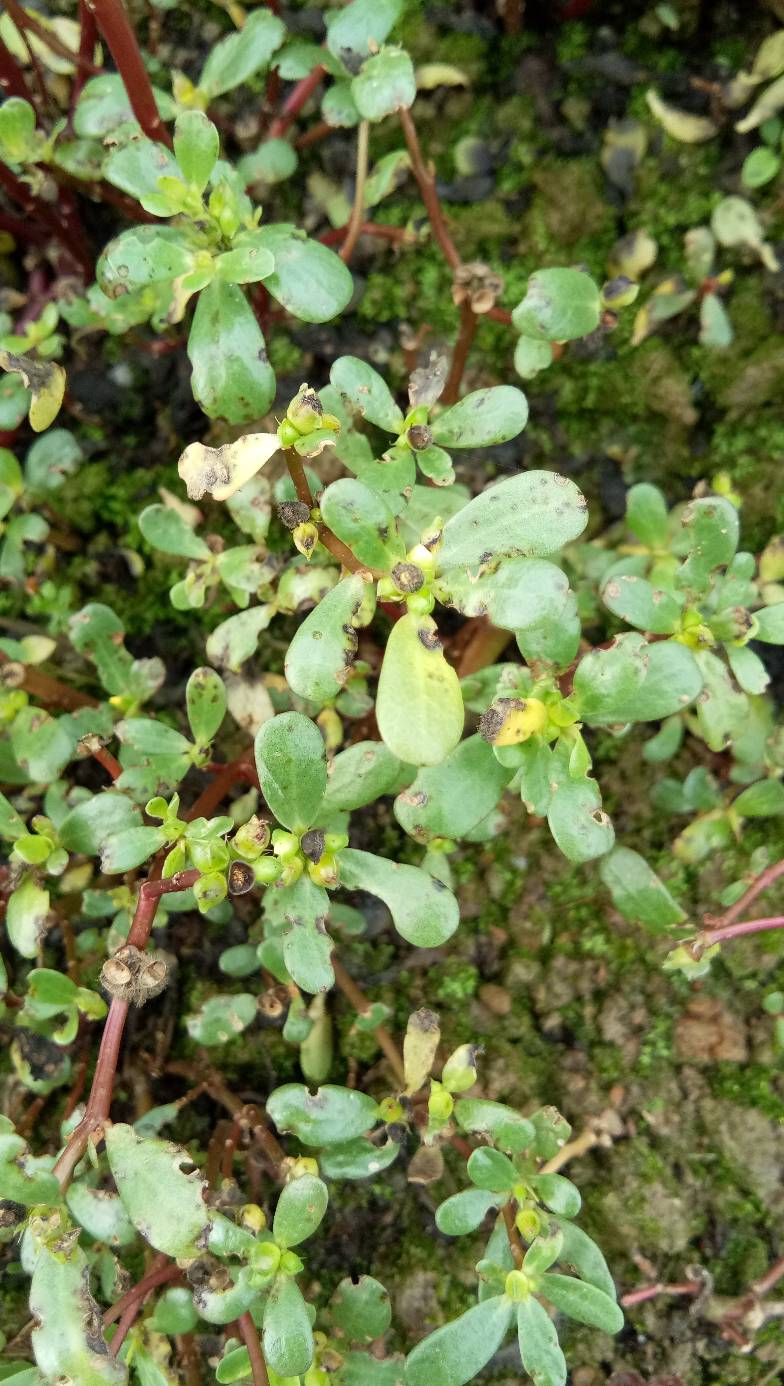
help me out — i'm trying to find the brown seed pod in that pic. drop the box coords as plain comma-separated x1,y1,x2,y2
391,561,425,593
228,860,256,895
407,424,433,453
101,945,171,1006
300,828,325,863
277,500,311,530
136,955,170,1003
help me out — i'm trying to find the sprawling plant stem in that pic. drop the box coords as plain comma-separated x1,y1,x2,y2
284,448,383,576
268,63,326,139
88,0,173,147
4,0,99,77
52,870,200,1192
441,301,479,405
398,107,461,271
0,160,92,276
0,648,99,711
340,120,370,265
0,37,29,99
332,957,406,1086
239,1313,270,1386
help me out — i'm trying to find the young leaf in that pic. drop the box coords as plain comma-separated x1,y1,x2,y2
512,268,602,342
205,604,275,671
352,47,416,121
431,386,528,449
601,574,682,634
185,993,257,1045
186,667,226,745
529,1172,581,1217
273,1172,329,1247
438,472,588,570
572,633,648,722
547,776,614,864
466,1147,517,1193
339,848,459,947
325,0,404,61
454,1098,535,1154
551,1217,616,1298
263,1275,314,1378
251,223,354,322
733,779,784,817
405,1295,514,1386
7,877,49,958
104,1124,209,1258
281,875,334,993
319,1135,400,1180
102,137,184,214
173,110,219,191
394,734,513,842
329,355,404,433
436,1187,502,1235
626,482,669,548
255,712,327,832
198,8,286,98
320,478,404,570
678,496,739,590
188,279,275,423
324,740,413,810
267,1083,379,1146
285,573,368,704
59,792,142,855
539,1273,623,1333
331,1275,392,1344
376,612,464,767
138,503,210,560
516,1296,567,1386
754,602,784,643
582,640,703,723
599,846,686,930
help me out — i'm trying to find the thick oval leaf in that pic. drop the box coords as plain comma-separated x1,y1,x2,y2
432,387,528,449
206,604,275,671
339,847,459,948
280,875,334,993
138,503,210,560
252,223,353,323
320,479,404,571
530,1172,581,1217
185,993,257,1045
60,792,142,854
66,1183,136,1247
394,734,512,842
436,1187,501,1235
188,279,275,423
74,73,176,138
255,712,327,832
678,496,739,590
186,667,226,745
547,776,614,864
626,482,669,548
516,1296,567,1386
105,1124,209,1258
466,1147,517,1193
512,267,601,342
263,1275,314,1378
101,825,168,873
599,846,685,930
267,1083,379,1147
454,1098,535,1154
551,1218,616,1299
753,601,784,643
601,573,682,634
595,640,703,722
199,8,286,98
693,649,748,752
331,1276,392,1344
352,47,416,120
319,1135,400,1179
324,740,413,810
273,1172,329,1247
325,0,404,61
30,1230,128,1386
539,1273,623,1334
376,613,464,767
97,225,206,298
7,878,49,958
439,472,588,571
329,355,404,433
405,1295,513,1386
573,634,648,722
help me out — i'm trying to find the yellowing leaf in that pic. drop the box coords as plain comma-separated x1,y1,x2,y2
415,63,470,89
178,432,279,501
0,350,66,432
645,89,717,143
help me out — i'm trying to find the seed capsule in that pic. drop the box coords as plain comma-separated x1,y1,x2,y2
228,860,255,895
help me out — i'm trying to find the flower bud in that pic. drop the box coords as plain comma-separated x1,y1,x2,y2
239,1203,267,1233
233,815,271,861
515,1206,541,1241
293,521,319,560
406,591,435,616
308,852,338,888
427,1080,454,1124
254,856,283,886
272,830,300,858
504,1269,532,1302
286,385,327,437
441,1043,480,1094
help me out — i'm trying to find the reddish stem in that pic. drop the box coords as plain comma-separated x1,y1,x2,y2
701,914,784,947
4,0,100,76
705,857,784,933
0,161,92,277
441,301,478,405
0,648,99,712
91,744,122,782
68,1,101,131
398,106,461,270
621,1279,701,1309
0,38,30,100
238,1312,270,1386
88,0,173,147
268,64,326,139
105,1256,179,1326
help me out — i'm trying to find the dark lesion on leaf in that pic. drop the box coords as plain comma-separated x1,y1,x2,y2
416,625,442,652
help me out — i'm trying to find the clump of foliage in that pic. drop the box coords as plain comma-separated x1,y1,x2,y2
2,2,784,1384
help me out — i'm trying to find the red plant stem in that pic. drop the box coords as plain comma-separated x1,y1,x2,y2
705,857,784,932
398,106,461,271
320,221,412,249
0,161,92,277
68,0,100,130
88,0,173,147
295,118,331,150
701,914,784,946
501,1204,525,1268
91,744,122,782
0,38,30,100
283,449,382,576
238,1312,270,1386
105,1256,179,1326
0,648,99,711
340,119,370,264
268,64,326,139
486,306,513,325
441,301,478,405
52,869,200,1192
190,757,260,820
621,1279,701,1309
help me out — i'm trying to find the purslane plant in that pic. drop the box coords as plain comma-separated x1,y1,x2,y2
2,2,784,1383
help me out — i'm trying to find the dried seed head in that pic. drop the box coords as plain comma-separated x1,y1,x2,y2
136,956,170,1003
228,860,256,895
407,424,433,453
300,828,326,864
278,500,311,530
391,561,425,593
259,985,289,1020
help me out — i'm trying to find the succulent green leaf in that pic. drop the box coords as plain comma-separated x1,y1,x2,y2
530,1173,581,1217
512,268,602,342
104,1124,209,1258
454,1099,535,1154
319,1135,400,1179
339,847,459,948
59,792,142,854
263,1275,314,1378
331,1275,392,1344
599,846,686,930
514,334,553,380
188,279,275,423
572,633,648,721
405,1295,513,1386
251,223,353,323
238,137,299,186
273,1172,329,1247
352,46,416,120
185,993,257,1045
625,483,670,548
678,496,739,591
101,825,168,873
205,604,275,671
325,0,404,61
551,1217,616,1298
255,712,327,832
322,79,361,128
330,355,404,433
601,573,682,634
583,639,703,723
0,788,25,840
539,1273,623,1334
324,740,413,810
30,1222,127,1385
693,649,748,752
213,230,276,286
439,472,587,571
7,877,49,958
186,667,226,745
376,612,464,767
547,775,614,864
173,110,219,192
733,779,784,817
103,138,184,214
267,1083,379,1147
74,74,176,138
516,1296,567,1386
394,734,513,842
435,1187,501,1235
148,1288,200,1336
754,602,784,643
431,387,528,449
65,1183,136,1247
280,875,334,993
25,428,83,496
11,707,72,782
466,1146,517,1193
0,1119,59,1204
320,479,404,571
517,738,556,816
198,9,286,97
726,643,769,696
